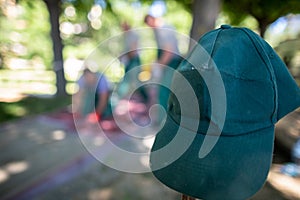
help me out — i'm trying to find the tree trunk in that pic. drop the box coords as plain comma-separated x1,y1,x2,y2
189,0,221,50
44,0,67,96
258,19,269,38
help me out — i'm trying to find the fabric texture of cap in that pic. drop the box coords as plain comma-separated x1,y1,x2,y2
150,25,300,200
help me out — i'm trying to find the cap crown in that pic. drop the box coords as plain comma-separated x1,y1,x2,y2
150,25,300,200
169,26,299,136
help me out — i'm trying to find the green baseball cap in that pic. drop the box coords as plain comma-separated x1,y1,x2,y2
150,25,300,200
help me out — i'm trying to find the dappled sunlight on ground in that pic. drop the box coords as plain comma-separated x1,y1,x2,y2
0,96,299,199
0,160,30,184
51,130,66,141
0,169,9,184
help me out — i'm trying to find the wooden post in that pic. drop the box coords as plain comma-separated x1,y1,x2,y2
181,194,196,200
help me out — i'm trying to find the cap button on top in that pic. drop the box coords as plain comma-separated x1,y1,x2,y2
221,24,231,29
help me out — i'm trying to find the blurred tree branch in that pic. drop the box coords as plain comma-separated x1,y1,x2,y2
223,0,300,37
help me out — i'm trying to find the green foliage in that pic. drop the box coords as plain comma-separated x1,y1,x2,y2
164,0,192,35
0,95,71,122
0,0,52,69
170,0,193,13
223,0,300,26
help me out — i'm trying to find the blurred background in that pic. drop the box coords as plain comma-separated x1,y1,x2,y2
0,0,300,199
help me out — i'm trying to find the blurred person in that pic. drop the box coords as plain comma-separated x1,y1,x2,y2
73,68,111,122
120,21,141,73
281,137,300,177
292,138,300,166
144,14,182,122
119,21,148,103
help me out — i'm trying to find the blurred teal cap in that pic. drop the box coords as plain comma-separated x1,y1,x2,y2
150,25,300,200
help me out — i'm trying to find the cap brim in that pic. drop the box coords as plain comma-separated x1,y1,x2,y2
150,114,274,200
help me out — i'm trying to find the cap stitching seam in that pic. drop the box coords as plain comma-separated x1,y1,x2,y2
240,28,278,123
218,69,270,81
168,112,273,137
